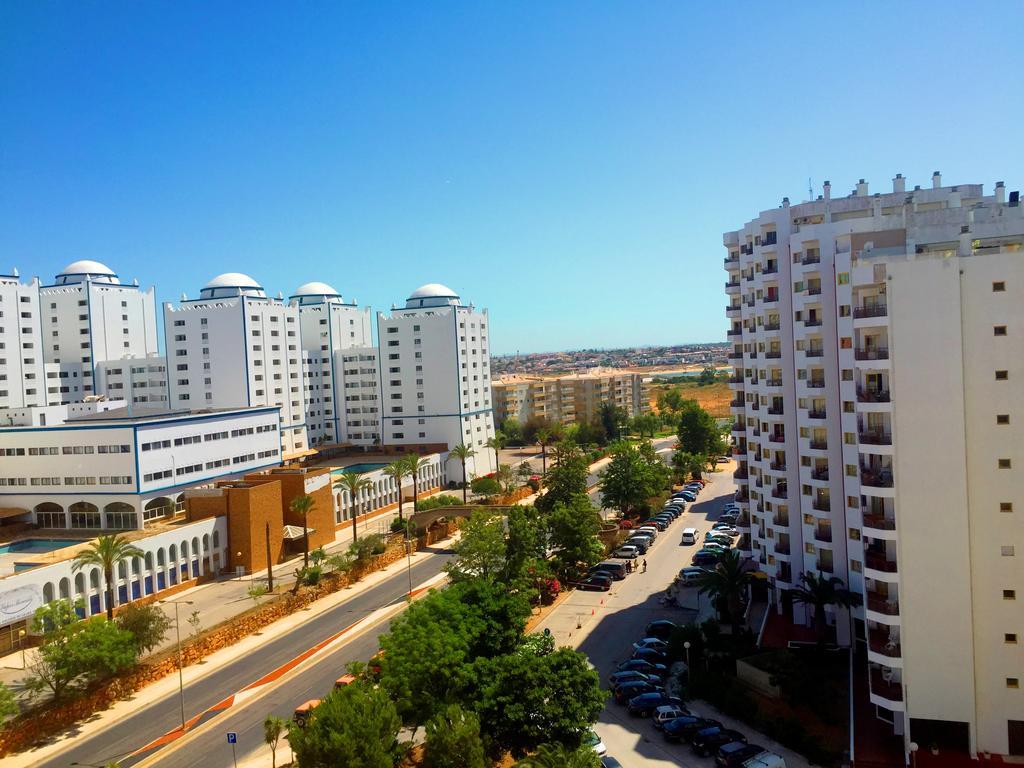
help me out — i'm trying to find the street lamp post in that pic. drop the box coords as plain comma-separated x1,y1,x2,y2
909,742,919,768
161,598,195,733
684,640,692,673
17,628,26,669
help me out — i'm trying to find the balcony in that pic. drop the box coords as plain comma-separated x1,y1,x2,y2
726,304,741,315
768,433,785,443
750,400,760,411
728,351,743,360
725,255,740,266
808,409,827,419
772,513,789,526
812,497,831,512
862,512,896,531
728,376,744,384
733,469,749,480
732,422,746,433
855,347,890,361
865,551,898,573
763,321,781,331
815,558,834,573
771,485,788,499
745,299,756,308
763,232,778,246
854,304,888,319
725,280,740,290
773,541,790,555
736,515,750,527
805,348,825,358
765,378,783,387
811,467,829,481
807,286,822,296
814,527,833,542
867,592,900,615
809,438,828,450
770,460,787,472
763,264,778,275
806,379,826,389
857,386,890,403
764,295,779,304
868,632,902,658
859,429,892,445
729,398,745,408
802,253,821,265
764,350,782,359
870,669,903,702
861,466,894,488
804,317,823,327
767,406,784,417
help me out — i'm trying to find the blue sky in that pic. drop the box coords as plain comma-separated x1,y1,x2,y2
1,2,1021,355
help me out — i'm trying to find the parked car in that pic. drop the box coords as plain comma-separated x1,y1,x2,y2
614,680,663,703
613,545,640,559
717,742,766,768
632,646,668,663
634,526,659,539
652,704,690,730
705,536,733,548
601,758,624,768
644,619,677,640
692,728,747,756
608,670,654,687
719,511,739,522
744,752,788,768
632,637,669,653
292,699,321,727
584,729,607,756
685,484,703,493
641,518,668,531
712,524,739,536
627,692,683,717
678,566,706,585
678,492,697,502
663,716,723,742
616,659,667,675
626,537,651,554
692,551,721,567
576,574,613,591
590,561,628,580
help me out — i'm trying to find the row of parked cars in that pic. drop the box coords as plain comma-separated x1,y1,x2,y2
687,501,741,567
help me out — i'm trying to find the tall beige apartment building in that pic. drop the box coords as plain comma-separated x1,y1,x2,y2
492,369,651,427
724,173,1023,759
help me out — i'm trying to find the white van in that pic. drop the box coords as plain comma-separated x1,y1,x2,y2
744,752,787,768
681,527,698,545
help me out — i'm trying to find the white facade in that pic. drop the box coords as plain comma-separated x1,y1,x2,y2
336,346,381,444
95,354,169,408
39,260,159,401
290,282,374,446
377,284,497,482
0,405,281,531
0,271,47,409
163,273,308,456
724,175,1024,757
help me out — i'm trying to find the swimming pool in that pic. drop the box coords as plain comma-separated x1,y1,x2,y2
0,538,82,555
331,462,388,475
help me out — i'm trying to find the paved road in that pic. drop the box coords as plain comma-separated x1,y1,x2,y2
34,548,454,768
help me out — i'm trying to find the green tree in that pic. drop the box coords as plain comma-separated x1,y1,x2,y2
0,682,18,723
656,386,686,415
446,509,507,582
599,441,653,516
423,703,487,768
535,426,553,475
333,472,372,543
790,571,862,646
677,400,725,469
114,602,172,656
521,416,559,446
697,365,718,385
495,463,516,494
597,401,628,441
505,505,547,584
470,476,502,496
501,418,525,446
24,601,137,701
71,534,144,621
288,494,316,570
485,433,507,475
382,459,410,522
264,715,287,768
288,683,402,768
547,496,604,578
473,648,605,758
447,443,477,504
405,453,431,512
637,439,671,491
535,443,589,514
672,450,705,483
694,550,755,634
515,743,602,768
632,412,660,438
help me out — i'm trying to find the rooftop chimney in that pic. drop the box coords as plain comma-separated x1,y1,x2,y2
856,179,869,196
893,174,905,193
932,170,942,189
823,180,831,201
995,181,1006,204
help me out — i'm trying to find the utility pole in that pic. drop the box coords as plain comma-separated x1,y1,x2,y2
265,521,274,592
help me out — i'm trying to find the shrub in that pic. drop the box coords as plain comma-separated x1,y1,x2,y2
470,477,501,496
115,602,172,656
416,494,465,512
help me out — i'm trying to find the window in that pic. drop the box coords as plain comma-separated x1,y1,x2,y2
1001,502,1013,513
1001,546,1015,557
850,559,862,573
1009,679,1020,689
995,325,1008,336
1007,634,1018,643
1004,590,1016,600
997,414,1010,424
997,370,1009,380
999,459,1012,469
839,304,851,317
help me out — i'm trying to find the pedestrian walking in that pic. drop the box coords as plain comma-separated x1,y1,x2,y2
642,559,648,573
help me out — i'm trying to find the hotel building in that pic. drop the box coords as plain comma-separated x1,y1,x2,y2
724,174,1023,758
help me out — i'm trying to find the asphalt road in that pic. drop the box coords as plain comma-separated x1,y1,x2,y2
35,548,454,768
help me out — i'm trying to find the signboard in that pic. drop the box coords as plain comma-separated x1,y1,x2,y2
227,732,237,744
0,584,43,626
304,473,331,494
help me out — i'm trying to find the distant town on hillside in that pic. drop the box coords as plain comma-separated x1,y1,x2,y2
491,342,729,376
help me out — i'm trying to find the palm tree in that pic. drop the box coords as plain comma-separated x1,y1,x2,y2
382,459,410,523
495,463,515,494
289,494,316,571
485,432,506,474
790,571,862,646
404,454,429,513
264,715,287,768
515,743,601,768
694,549,755,634
333,472,372,543
72,534,144,621
446,443,476,504
535,426,552,475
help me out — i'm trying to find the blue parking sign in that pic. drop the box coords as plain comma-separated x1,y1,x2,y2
227,732,237,744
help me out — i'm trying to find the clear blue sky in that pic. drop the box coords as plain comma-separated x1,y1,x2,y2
2,2,1020,355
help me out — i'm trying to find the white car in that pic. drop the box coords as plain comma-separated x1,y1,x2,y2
584,729,607,756
678,566,705,585
613,545,640,559
632,637,669,653
635,526,659,539
653,704,689,729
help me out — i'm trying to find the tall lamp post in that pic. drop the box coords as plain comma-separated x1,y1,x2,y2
161,598,195,733
909,742,919,768
683,640,692,673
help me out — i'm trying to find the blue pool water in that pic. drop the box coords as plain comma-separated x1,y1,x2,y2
332,462,387,475
0,538,81,555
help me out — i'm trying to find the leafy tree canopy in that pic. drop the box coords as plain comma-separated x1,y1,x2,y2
536,443,589,513
446,509,507,582
115,602,172,656
423,703,488,768
547,495,604,578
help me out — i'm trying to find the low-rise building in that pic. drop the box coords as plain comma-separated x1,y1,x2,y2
493,369,652,427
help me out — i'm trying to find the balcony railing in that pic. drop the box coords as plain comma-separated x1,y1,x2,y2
808,409,827,419
750,400,760,411
765,378,783,387
763,321,781,331
862,512,896,531
812,497,831,512
730,399,745,408
773,541,790,555
867,592,900,615
732,423,746,433
809,439,828,450
728,376,744,384
802,253,821,265
859,429,892,445
806,379,826,389
855,347,890,361
727,304,740,313
805,348,825,358
868,632,902,657
768,433,785,443
763,265,778,275
861,466,894,487
771,486,788,499
764,350,782,359
815,558,834,573
772,514,789,526
770,460,787,471
854,304,888,319
804,317,823,327
807,286,822,296
764,295,779,303
865,551,898,572
857,386,890,403
728,352,743,360
814,527,833,542
763,232,777,246
725,281,740,290
725,255,740,265
869,669,903,701
811,467,829,481
767,405,783,416
733,469,749,480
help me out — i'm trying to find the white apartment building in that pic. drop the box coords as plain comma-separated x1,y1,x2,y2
290,282,375,446
0,270,47,409
95,354,169,408
377,284,497,481
163,273,309,458
724,174,1024,758
0,405,281,531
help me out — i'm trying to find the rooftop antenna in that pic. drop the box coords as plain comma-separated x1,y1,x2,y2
808,177,813,201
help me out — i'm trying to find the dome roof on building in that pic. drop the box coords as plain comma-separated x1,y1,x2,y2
408,283,458,300
203,272,263,290
292,281,340,297
55,260,120,285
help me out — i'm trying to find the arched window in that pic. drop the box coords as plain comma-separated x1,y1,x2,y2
58,577,70,600
75,572,86,597
169,544,178,563
144,497,174,522
145,552,154,570
35,502,65,529
202,534,210,553
104,501,138,530
69,501,101,529
89,569,101,590
43,583,55,603
212,530,220,548
117,561,127,579
157,548,166,567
